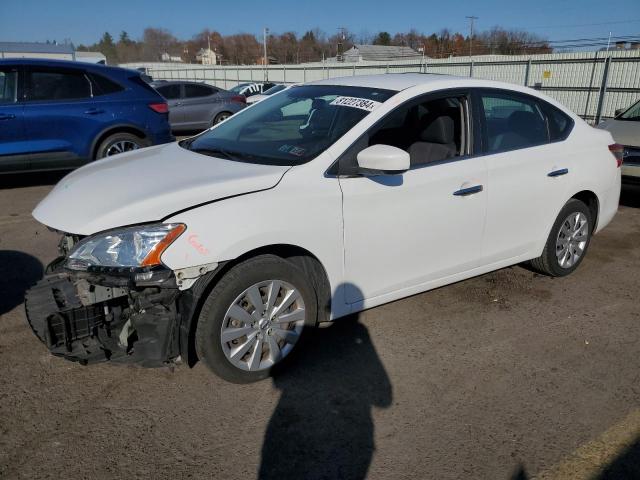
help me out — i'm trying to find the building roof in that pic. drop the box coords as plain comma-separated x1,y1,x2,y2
345,44,422,61
0,41,75,54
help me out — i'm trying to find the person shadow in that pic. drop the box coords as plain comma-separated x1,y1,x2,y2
259,283,392,480
0,250,44,316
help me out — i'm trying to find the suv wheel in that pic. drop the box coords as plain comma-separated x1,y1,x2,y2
195,255,317,383
96,133,149,159
528,198,593,277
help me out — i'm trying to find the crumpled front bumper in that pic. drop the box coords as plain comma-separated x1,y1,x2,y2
24,264,184,367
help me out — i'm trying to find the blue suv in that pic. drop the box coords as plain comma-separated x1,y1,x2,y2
0,59,173,173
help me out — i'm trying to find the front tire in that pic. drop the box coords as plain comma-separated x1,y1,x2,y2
528,198,593,277
195,255,317,383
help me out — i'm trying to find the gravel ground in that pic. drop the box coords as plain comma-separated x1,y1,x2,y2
0,174,639,480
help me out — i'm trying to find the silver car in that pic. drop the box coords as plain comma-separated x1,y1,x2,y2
152,81,246,132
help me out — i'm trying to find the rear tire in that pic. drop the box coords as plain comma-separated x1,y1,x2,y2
528,198,593,277
195,255,317,383
95,132,148,159
212,111,232,126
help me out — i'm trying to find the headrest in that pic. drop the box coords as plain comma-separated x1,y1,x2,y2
508,110,540,132
420,116,455,144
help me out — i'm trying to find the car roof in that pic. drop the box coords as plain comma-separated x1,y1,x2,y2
308,73,529,92
0,57,139,76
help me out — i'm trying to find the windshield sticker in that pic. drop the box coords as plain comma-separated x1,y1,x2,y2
278,144,307,156
330,96,382,112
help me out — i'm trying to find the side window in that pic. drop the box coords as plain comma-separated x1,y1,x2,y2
27,69,91,101
184,84,215,98
0,70,18,104
157,84,181,100
338,94,467,174
89,73,124,96
480,92,547,153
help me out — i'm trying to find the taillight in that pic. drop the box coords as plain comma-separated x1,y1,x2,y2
231,95,246,104
149,102,169,114
608,143,624,168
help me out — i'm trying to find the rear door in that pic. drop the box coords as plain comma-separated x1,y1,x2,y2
476,89,575,264
181,83,220,130
23,65,102,170
0,65,27,171
156,83,184,129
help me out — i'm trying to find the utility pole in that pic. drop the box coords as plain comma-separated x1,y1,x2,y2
337,27,347,62
466,16,478,58
263,27,269,80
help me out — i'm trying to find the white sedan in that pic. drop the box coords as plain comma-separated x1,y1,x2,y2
26,74,621,383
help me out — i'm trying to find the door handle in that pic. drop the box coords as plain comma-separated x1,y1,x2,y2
84,108,105,115
0,113,16,120
548,168,569,177
453,185,483,196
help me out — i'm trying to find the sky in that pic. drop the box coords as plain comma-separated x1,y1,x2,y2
1,0,639,47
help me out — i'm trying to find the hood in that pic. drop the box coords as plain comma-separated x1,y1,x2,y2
33,142,290,235
598,119,640,147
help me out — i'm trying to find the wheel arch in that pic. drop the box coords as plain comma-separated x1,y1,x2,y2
91,124,148,160
571,190,600,232
181,243,332,368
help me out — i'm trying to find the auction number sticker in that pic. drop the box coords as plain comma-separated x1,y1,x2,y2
330,96,382,112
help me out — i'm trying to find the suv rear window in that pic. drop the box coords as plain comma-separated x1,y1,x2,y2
28,69,91,101
89,73,124,96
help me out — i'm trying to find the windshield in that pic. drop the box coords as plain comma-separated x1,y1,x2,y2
618,99,640,121
263,84,286,95
181,85,395,166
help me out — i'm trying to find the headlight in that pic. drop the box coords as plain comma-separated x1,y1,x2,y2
67,223,186,271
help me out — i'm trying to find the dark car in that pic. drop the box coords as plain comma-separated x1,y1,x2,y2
152,80,246,132
0,59,173,173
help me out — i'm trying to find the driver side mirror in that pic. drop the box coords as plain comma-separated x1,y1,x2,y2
614,108,624,117
357,145,410,174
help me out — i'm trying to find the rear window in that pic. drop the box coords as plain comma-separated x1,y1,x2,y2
27,69,91,101
89,73,124,96
157,84,181,100
129,75,161,95
185,84,216,98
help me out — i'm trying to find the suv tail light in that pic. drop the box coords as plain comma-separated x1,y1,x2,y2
231,95,246,104
149,102,169,114
608,143,624,168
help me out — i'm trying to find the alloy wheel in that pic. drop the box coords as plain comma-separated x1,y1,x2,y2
220,280,306,372
555,212,589,268
105,140,140,156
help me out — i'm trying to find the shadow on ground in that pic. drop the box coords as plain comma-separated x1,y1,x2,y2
0,251,44,315
259,304,392,480
0,171,68,189
620,183,640,208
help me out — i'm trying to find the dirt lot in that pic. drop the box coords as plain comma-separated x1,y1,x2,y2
0,175,639,480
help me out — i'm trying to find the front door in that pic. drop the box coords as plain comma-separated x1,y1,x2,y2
339,93,488,304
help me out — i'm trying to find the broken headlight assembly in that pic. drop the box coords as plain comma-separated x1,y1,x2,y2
66,223,186,272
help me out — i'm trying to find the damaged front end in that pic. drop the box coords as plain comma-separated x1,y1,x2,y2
24,232,217,367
